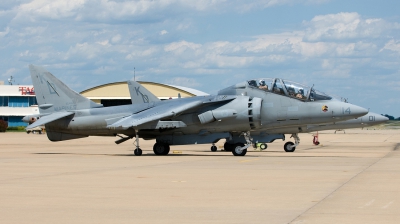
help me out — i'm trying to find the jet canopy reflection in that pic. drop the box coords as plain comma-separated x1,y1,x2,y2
248,78,332,101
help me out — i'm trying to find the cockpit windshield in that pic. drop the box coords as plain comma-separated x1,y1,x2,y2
248,78,274,91
281,80,311,100
309,89,332,101
247,78,332,101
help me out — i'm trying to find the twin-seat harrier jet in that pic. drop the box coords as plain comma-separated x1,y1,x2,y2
217,79,387,152
26,65,368,156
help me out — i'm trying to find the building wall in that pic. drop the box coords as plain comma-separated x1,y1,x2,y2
80,82,195,100
0,85,38,127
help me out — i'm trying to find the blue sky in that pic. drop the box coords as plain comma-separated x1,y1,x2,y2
1,0,399,116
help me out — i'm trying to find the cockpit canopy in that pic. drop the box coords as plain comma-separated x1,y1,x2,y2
248,78,332,101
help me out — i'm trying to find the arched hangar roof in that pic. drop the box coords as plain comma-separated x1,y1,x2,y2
80,81,208,100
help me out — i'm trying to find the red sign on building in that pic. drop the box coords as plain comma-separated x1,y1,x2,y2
19,87,35,95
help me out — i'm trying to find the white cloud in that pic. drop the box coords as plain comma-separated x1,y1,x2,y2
164,41,201,53
234,0,330,12
167,77,201,87
17,0,85,19
160,30,168,35
2,68,17,78
8,0,334,24
0,26,9,37
303,12,393,41
381,39,400,53
111,34,121,44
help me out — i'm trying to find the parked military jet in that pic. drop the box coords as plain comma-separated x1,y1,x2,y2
26,65,368,156
246,112,388,152
217,78,373,152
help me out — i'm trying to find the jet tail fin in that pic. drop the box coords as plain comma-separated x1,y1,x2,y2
127,81,160,104
29,65,103,114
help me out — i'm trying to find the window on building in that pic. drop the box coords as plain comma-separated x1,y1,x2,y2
8,116,26,127
0,96,9,107
29,97,38,106
8,97,29,107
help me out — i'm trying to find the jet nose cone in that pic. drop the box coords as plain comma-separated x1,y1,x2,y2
373,113,389,123
350,105,369,118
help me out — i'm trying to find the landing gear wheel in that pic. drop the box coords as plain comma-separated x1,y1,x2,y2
153,143,170,155
224,142,234,151
284,142,295,152
134,148,142,156
259,143,267,150
211,146,217,152
232,143,247,156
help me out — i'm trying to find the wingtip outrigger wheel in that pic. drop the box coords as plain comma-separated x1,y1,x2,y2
133,131,142,156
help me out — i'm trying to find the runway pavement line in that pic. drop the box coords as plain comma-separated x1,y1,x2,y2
289,143,399,224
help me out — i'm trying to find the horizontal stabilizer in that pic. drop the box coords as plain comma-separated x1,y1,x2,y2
26,111,75,129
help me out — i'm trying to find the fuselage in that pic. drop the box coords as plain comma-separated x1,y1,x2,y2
44,91,368,142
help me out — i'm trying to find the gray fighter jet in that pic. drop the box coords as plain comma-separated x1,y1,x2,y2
248,112,388,152
217,78,375,152
26,65,368,156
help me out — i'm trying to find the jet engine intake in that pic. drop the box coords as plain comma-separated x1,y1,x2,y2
198,109,237,124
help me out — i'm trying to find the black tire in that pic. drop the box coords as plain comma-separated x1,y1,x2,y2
211,146,217,152
284,142,295,152
224,142,234,151
232,143,247,156
153,143,170,155
134,148,142,156
163,144,170,155
27,131,30,134
260,143,267,150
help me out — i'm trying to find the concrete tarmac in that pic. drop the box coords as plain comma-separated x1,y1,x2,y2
0,130,399,224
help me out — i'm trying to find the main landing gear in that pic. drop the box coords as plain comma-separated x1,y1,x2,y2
153,142,170,155
210,143,217,152
223,131,254,156
284,133,300,152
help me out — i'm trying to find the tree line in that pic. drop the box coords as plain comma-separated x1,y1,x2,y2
382,114,400,120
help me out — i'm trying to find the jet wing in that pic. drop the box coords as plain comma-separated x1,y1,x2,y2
107,100,203,130
107,95,237,130
26,111,75,129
